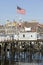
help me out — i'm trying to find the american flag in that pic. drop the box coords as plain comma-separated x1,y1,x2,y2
17,6,25,14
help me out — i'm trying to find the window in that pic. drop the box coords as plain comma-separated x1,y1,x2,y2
31,35,32,37
23,34,25,37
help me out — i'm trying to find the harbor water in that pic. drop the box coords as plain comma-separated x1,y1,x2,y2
0,41,43,65
0,51,43,65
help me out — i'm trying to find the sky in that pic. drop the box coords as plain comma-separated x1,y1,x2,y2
0,0,43,24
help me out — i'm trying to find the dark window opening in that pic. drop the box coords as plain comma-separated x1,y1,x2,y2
31,35,32,37
23,34,25,37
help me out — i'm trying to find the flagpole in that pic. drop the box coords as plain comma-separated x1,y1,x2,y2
17,6,25,22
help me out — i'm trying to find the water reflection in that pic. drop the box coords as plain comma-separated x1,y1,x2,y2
0,51,43,65
6,51,43,62
14,52,43,62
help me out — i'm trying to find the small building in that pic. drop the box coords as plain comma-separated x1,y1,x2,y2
18,32,43,41
16,20,43,41
5,20,17,35
18,32,37,41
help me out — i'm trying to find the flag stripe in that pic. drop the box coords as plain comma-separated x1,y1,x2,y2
17,6,25,14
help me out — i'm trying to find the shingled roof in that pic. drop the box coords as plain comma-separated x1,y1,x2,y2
18,20,43,32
